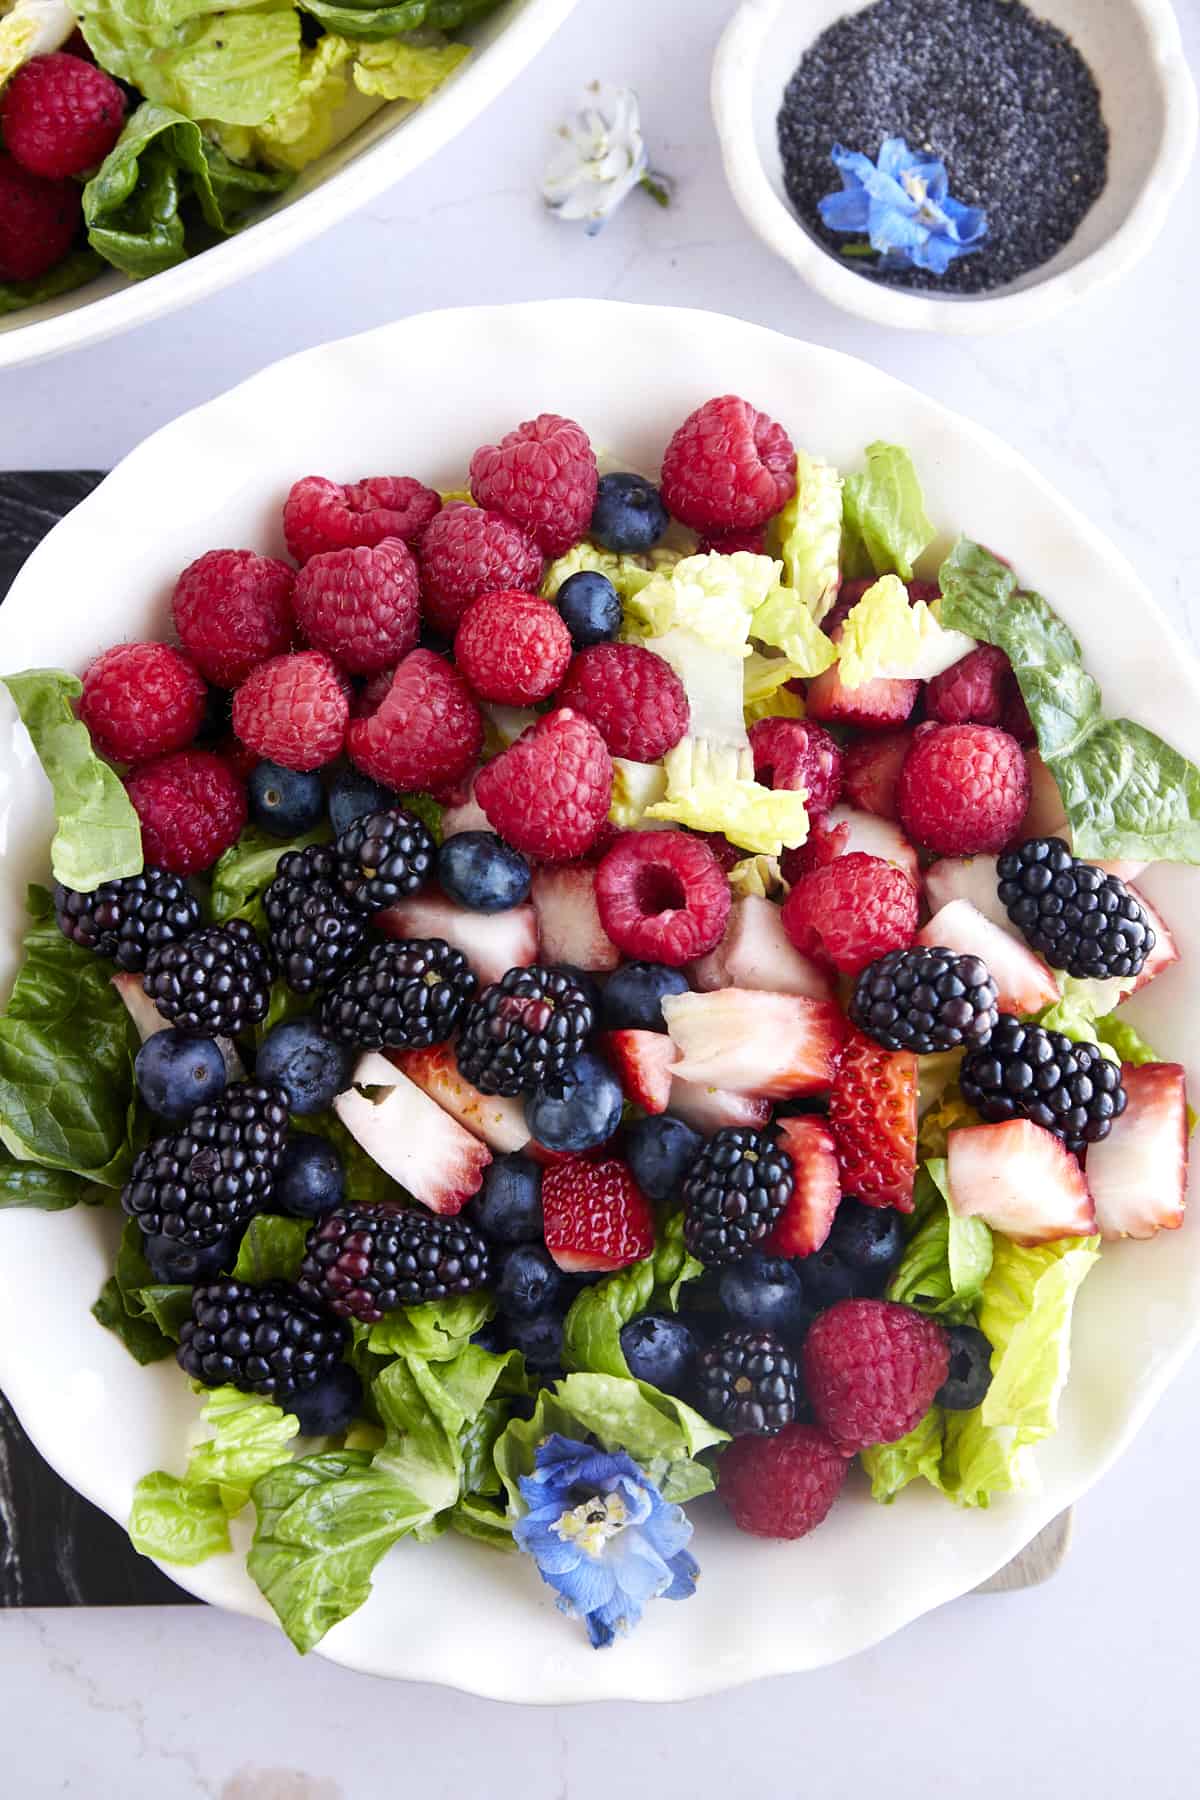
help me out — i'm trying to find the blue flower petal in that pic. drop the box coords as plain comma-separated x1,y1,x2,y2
867,198,928,253
940,195,988,244
661,1547,701,1601
818,186,871,232
818,136,988,275
876,136,912,180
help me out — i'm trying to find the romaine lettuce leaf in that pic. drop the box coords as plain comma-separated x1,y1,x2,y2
2,669,143,890
128,1472,231,1565
626,551,777,652
939,539,1200,864
296,0,503,43
861,1406,944,1503
352,32,469,99
231,1214,309,1284
185,1386,300,1513
836,574,975,687
647,737,809,856
772,449,842,623
645,627,747,748
728,854,784,900
841,443,934,583
748,587,838,678
885,1160,992,1322
0,249,105,318
366,1290,495,1360
561,1210,703,1379
80,0,302,128
541,541,681,604
916,1079,982,1160
0,1144,89,1210
609,757,668,828
213,34,360,172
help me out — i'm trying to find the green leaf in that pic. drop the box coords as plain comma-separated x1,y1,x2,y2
94,1220,189,1362
1093,1013,1165,1068
80,5,302,130
448,1493,515,1551
0,1144,86,1210
2,669,142,889
351,34,469,100
84,103,291,280
861,1407,944,1503
561,1210,704,1380
0,895,138,1184
297,0,503,43
367,1291,495,1360
939,540,1200,863
92,1276,176,1365
211,824,331,929
129,1472,231,1565
885,1161,992,1322
185,1386,299,1514
231,1214,309,1284
841,443,934,583
0,248,105,318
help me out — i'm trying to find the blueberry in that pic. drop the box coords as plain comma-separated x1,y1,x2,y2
624,1114,703,1201
437,832,531,912
601,961,690,1033
471,1320,507,1355
465,1154,543,1244
936,1325,994,1411
619,1313,697,1396
135,1030,227,1121
278,1362,362,1436
504,1311,564,1375
828,1199,905,1275
718,1254,813,1341
556,570,622,648
496,1244,563,1319
526,1052,623,1153
143,1229,237,1284
256,1018,354,1116
798,1244,861,1310
590,473,669,554
328,770,396,837
275,1133,345,1219
248,761,326,838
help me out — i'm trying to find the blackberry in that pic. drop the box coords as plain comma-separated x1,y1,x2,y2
297,1204,491,1323
142,919,271,1037
335,806,436,912
177,1278,349,1397
849,946,999,1054
960,1014,1126,1155
455,964,595,1097
997,837,1154,981
682,1127,794,1266
319,938,476,1050
121,1078,290,1249
695,1328,799,1436
264,845,367,995
53,868,201,972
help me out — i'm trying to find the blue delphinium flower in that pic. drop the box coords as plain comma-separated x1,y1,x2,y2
818,137,987,275
513,1434,698,1648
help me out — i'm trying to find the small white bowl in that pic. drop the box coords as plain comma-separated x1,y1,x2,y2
712,0,1198,334
0,0,577,372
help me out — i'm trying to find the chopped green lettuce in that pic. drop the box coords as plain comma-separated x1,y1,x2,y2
772,449,843,623
836,574,975,687
646,737,810,856
627,551,778,652
1,249,104,318
748,586,838,678
128,1473,231,1565
296,0,502,40
728,854,784,900
561,1211,703,1380
743,684,805,726
212,34,362,172
885,1160,992,1323
861,1406,944,1503
541,541,681,604
647,628,748,748
211,823,331,931
917,1079,982,1160
609,757,668,829
231,1214,310,1284
841,442,935,582
130,1387,300,1562
352,32,469,99
366,1291,495,1360
94,1220,193,1365
80,0,302,128
0,0,73,88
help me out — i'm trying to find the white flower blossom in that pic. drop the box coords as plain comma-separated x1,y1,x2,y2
542,82,649,234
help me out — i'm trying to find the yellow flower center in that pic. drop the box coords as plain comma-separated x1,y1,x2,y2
552,1492,629,1559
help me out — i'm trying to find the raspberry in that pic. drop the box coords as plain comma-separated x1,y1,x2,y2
453,590,572,704
1,54,126,180
803,1299,949,1454
475,708,612,862
897,723,1030,855
556,643,690,762
282,475,440,563
0,151,80,281
749,717,842,814
1003,683,1037,746
659,396,796,534
125,750,246,876
595,831,731,966
293,539,420,675
779,816,851,884
925,644,1012,727
232,650,349,772
469,414,598,557
541,1156,655,1273
79,642,206,765
346,647,483,792
827,1029,917,1211
841,730,910,818
718,1423,849,1538
172,549,295,687
418,505,544,636
782,851,918,975
697,529,766,556
694,830,742,874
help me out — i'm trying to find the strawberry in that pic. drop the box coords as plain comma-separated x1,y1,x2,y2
530,864,621,972
1125,887,1180,998
764,1117,841,1256
666,1080,771,1136
841,730,911,819
1084,1062,1188,1240
334,1051,491,1213
688,895,834,1001
828,1029,917,1212
917,899,1059,1014
945,1118,1096,1244
388,1044,531,1155
922,854,1010,931
661,989,845,1099
440,774,492,840
804,660,918,732
601,1029,675,1114
542,1157,655,1272
375,889,538,987
817,804,920,886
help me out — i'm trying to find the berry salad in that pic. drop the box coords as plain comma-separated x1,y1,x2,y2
1,402,1195,1653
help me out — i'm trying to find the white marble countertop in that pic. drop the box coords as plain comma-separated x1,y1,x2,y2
3,0,1200,1791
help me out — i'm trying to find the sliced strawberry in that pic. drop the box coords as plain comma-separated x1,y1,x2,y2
780,815,852,882
946,1118,1096,1244
542,1156,655,1272
530,864,621,972
661,989,845,1099
388,1043,530,1154
688,895,834,1001
827,1029,917,1212
917,898,1059,1014
764,1118,841,1256
333,1051,491,1213
1125,886,1180,999
376,889,538,986
440,774,492,839
666,1079,772,1135
922,855,1010,931
601,1029,675,1114
1084,1062,1188,1240
819,804,920,886
805,659,919,731
841,730,911,819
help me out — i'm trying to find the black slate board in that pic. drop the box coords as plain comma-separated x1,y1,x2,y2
0,471,192,1606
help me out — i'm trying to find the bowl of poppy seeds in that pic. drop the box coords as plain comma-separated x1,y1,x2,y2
713,0,1197,332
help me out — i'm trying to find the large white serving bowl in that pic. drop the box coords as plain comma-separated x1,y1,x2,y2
0,0,577,372
0,301,1197,1700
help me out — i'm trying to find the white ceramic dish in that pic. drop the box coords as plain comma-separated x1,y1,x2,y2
0,0,576,373
1,300,1198,1700
712,0,1198,334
